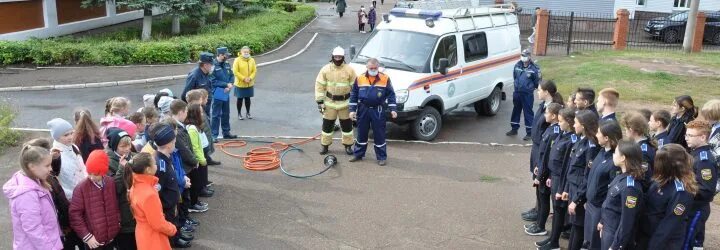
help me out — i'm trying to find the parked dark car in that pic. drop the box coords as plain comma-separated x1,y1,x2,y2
644,11,720,44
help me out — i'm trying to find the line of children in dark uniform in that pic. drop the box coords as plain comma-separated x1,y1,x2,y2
521,82,719,250
3,88,222,249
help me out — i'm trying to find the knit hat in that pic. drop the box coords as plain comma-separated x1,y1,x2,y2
152,124,176,147
159,88,174,98
115,118,137,139
47,118,73,141
158,96,174,115
86,150,110,176
107,128,131,152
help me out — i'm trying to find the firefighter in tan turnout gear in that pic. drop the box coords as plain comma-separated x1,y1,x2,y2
315,46,357,155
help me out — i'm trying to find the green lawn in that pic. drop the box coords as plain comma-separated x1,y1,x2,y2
537,50,720,106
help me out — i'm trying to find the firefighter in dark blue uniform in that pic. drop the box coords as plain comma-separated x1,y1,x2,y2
348,58,397,166
182,52,215,116
637,144,695,250
683,121,718,250
507,49,541,141
209,47,238,140
638,138,656,191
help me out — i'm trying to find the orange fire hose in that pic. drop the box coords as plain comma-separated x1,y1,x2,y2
215,134,321,171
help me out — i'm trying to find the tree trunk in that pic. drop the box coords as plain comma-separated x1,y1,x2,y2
217,2,224,23
142,8,153,41
171,15,181,35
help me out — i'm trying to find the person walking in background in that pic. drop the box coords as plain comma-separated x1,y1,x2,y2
336,0,346,17
358,6,368,33
3,143,63,250
368,6,377,32
232,46,257,121
74,109,104,162
127,153,178,250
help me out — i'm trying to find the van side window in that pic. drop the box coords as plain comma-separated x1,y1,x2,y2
433,35,457,71
463,32,488,62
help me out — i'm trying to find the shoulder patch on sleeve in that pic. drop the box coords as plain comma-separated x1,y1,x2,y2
626,196,637,208
158,160,166,172
589,141,596,148
641,143,648,152
571,134,578,143
627,176,635,187
554,126,560,134
674,179,685,192
673,204,686,216
701,169,712,181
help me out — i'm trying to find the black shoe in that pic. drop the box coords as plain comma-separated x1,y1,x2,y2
537,243,559,250
207,159,221,166
206,181,214,187
200,189,214,198
524,222,537,230
204,187,215,193
213,138,219,143
525,224,548,236
223,134,237,139
523,135,532,141
561,230,570,239
535,237,551,247
522,207,537,216
181,225,194,233
180,231,194,241
173,238,192,248
189,204,209,213
378,160,386,166
506,129,518,136
522,212,538,222
186,218,199,226
320,145,329,155
345,146,353,155
349,156,361,162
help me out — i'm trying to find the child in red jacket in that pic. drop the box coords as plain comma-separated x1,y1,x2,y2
70,150,121,249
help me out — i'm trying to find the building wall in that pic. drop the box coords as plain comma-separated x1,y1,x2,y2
617,0,720,18
0,0,45,34
56,0,107,24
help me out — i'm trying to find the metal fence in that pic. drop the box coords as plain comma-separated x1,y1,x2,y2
545,11,616,56
527,10,720,55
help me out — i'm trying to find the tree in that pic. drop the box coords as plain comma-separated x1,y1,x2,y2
215,0,242,22
165,0,208,34
83,0,166,41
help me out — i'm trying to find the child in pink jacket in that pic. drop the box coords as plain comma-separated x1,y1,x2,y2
3,143,63,250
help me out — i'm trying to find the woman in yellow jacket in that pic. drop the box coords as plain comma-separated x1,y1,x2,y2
232,46,257,120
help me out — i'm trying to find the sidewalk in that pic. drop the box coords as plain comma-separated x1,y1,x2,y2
0,0,396,89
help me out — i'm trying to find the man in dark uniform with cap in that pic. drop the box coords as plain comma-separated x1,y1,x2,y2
181,52,225,125
507,49,541,141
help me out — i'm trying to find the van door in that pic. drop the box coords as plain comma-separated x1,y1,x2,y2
456,31,490,106
430,34,460,112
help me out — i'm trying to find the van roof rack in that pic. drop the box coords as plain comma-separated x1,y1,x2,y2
394,0,516,18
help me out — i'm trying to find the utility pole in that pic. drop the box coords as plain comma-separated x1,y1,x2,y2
682,0,700,53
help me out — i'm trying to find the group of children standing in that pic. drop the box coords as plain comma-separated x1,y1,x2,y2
3,88,222,249
521,82,720,250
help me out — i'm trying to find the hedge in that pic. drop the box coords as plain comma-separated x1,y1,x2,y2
0,4,315,66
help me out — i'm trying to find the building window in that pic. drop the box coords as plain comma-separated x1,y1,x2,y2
637,0,646,6
674,0,691,8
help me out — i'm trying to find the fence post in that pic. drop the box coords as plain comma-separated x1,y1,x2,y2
566,12,574,56
533,9,550,56
613,9,630,51
691,12,706,53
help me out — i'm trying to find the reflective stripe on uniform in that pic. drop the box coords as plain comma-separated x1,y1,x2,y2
355,140,368,145
321,131,333,136
324,101,349,109
326,81,353,87
316,81,327,86
342,131,354,136
374,143,386,147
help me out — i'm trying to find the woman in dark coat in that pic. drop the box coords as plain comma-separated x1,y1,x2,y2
336,0,346,17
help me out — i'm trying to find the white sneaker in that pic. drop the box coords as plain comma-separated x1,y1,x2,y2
238,115,244,120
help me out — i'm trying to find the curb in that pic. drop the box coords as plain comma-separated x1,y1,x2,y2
0,17,320,93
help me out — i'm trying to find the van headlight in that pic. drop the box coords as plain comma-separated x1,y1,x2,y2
395,89,408,104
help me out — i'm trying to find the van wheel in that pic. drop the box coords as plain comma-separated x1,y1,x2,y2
475,86,502,116
410,106,442,141
713,32,720,45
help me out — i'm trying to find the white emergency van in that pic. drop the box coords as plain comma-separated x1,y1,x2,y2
348,0,521,141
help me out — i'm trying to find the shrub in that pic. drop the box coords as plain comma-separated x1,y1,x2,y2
0,4,315,66
0,101,20,152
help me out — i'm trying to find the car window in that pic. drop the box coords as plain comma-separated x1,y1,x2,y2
462,32,488,62
670,12,688,22
707,15,720,22
433,35,458,71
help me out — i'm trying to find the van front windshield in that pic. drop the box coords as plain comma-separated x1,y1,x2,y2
354,30,437,73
